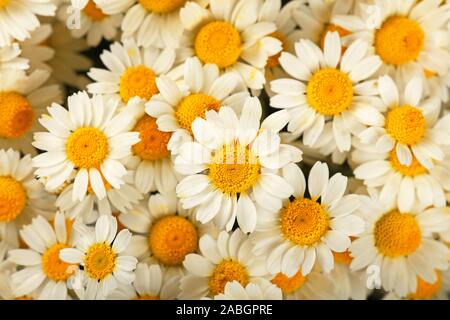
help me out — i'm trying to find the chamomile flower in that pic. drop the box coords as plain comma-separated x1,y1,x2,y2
87,39,177,109
8,213,77,300
0,149,56,247
358,76,446,169
0,0,57,47
270,31,382,153
109,262,180,300
178,0,283,90
0,69,61,155
59,215,138,300
32,91,140,202
350,194,450,297
0,43,28,71
332,0,450,86
251,161,364,277
179,229,269,299
146,56,249,155
212,279,282,300
175,97,302,233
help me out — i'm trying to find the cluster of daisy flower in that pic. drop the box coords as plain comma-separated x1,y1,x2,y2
1,0,450,301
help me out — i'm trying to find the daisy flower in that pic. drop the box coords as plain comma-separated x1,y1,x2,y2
178,0,283,89
250,161,364,277
350,194,450,297
109,262,180,300
179,229,269,299
0,149,56,248
0,0,57,47
175,97,302,233
270,31,382,154
358,75,446,168
146,56,249,155
59,215,138,300
8,213,77,300
332,0,450,87
0,43,28,71
212,279,282,300
87,39,177,109
32,91,140,202
0,68,62,155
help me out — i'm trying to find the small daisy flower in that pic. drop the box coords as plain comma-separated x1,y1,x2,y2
32,91,140,202
8,213,77,300
0,0,57,47
179,0,283,90
179,229,269,299
146,56,249,155
332,0,450,86
109,262,180,300
0,43,29,71
270,31,382,153
0,69,62,155
350,194,450,297
175,97,302,233
251,161,364,277
59,215,138,300
358,76,446,169
212,279,282,300
0,149,56,247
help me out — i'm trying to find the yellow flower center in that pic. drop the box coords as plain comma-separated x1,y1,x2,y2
119,65,158,103
266,32,289,69
385,105,425,146
374,210,421,258
42,243,77,281
280,198,329,246
0,0,9,8
195,21,242,69
320,24,351,50
0,92,34,138
138,0,186,13
132,115,171,161
175,93,221,133
83,0,107,21
424,69,436,78
66,127,109,169
84,243,116,281
408,272,442,300
0,176,27,223
15,296,33,300
148,215,198,265
208,260,249,296
208,143,261,195
135,295,160,300
271,269,306,294
333,250,353,265
375,16,424,66
389,149,427,177
306,68,354,116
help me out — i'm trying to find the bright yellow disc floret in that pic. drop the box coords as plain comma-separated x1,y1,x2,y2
408,272,442,300
42,243,77,281
83,0,106,21
0,176,27,223
119,65,158,103
84,243,117,281
208,260,249,296
139,0,186,14
66,127,109,169
0,92,34,138
385,105,425,145
271,269,306,294
132,115,171,161
175,93,221,133
389,149,427,177
0,0,9,8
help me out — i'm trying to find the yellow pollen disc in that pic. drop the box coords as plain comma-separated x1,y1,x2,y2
0,176,27,223
374,210,421,258
280,198,329,246
320,24,351,50
306,68,354,116
209,143,261,195
375,16,424,66
119,65,158,103
266,32,289,69
66,127,109,169
83,0,106,21
271,269,306,294
175,93,221,133
408,272,442,300
389,149,427,177
208,260,249,296
138,0,186,13
385,105,425,146
42,243,77,281
148,215,198,265
0,92,34,138
424,69,436,79
333,250,352,265
195,21,242,69
135,295,160,300
84,243,116,281
0,0,9,8
132,115,171,161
